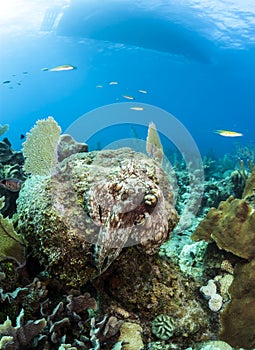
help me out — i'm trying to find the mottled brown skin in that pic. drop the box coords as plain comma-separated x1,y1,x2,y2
17,148,178,286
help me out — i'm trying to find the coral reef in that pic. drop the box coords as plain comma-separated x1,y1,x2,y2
0,308,46,349
0,138,25,217
191,168,255,349
0,274,98,349
3,120,255,349
16,148,178,285
95,248,211,347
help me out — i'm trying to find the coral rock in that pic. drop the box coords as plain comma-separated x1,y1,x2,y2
57,134,88,162
192,196,255,260
219,259,255,349
118,322,144,350
17,148,178,286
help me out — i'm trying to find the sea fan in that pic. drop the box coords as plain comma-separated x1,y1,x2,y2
22,116,62,176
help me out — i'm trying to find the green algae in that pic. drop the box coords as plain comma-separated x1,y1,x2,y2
0,197,25,267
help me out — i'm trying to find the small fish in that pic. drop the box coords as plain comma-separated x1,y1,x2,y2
109,81,118,85
130,106,144,111
138,89,147,94
96,85,103,88
20,134,25,140
2,80,11,84
122,95,135,100
0,178,23,192
42,65,77,72
22,71,28,74
215,130,243,137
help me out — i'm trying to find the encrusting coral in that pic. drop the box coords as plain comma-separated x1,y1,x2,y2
191,195,255,260
218,259,255,349
191,168,255,349
118,322,144,350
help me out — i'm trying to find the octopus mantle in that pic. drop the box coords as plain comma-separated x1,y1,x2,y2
17,148,178,285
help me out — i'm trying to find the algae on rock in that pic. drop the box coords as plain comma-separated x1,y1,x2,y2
0,197,25,266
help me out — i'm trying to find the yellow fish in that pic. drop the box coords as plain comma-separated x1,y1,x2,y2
215,130,243,137
42,65,77,72
130,107,144,111
138,89,147,94
122,95,135,100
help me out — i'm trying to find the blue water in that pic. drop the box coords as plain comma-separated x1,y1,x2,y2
1,0,255,158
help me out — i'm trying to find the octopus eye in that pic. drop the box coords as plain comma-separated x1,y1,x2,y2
143,193,158,207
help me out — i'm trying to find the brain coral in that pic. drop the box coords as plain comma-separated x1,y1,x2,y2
151,314,175,340
16,148,178,286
